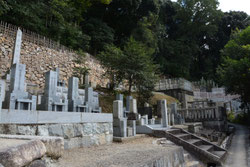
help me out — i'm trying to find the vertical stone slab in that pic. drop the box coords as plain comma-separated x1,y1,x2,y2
10,64,26,92
0,80,5,115
126,96,132,111
85,87,93,112
44,71,58,97
12,28,22,65
113,100,123,119
113,100,127,137
68,77,79,100
116,94,123,109
158,100,168,127
127,120,136,136
129,99,137,114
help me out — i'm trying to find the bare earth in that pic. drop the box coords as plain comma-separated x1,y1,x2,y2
54,136,181,167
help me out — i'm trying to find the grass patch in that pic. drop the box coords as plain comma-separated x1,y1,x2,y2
97,89,179,113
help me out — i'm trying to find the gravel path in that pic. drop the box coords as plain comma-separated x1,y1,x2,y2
225,124,249,167
53,136,180,167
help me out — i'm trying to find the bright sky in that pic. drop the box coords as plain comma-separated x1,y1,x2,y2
218,0,250,15
171,0,250,15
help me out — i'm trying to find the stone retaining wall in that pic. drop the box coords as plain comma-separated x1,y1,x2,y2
0,33,109,88
0,122,113,149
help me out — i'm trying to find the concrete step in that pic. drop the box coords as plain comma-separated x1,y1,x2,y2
175,133,189,137
167,129,182,135
198,145,214,151
186,139,202,145
210,151,226,158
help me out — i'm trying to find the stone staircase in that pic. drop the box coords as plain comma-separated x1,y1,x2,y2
153,128,227,166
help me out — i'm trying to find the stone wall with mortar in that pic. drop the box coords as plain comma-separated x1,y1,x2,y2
0,122,113,149
0,32,109,88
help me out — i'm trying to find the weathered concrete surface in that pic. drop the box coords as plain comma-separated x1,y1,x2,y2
0,139,46,167
0,109,113,124
0,134,64,159
225,124,249,167
54,136,185,167
0,139,29,150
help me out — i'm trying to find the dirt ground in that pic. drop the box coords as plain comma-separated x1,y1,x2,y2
52,136,180,167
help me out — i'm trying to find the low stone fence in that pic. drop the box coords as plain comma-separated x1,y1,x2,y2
0,110,113,149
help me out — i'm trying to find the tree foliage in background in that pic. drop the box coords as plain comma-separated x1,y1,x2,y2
217,26,250,107
0,0,250,95
98,37,159,105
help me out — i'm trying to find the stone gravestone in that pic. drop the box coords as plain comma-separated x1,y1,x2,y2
158,100,169,128
68,77,87,112
40,69,68,111
12,28,22,65
0,80,5,113
113,100,127,137
126,96,133,112
127,98,137,136
3,29,37,111
84,74,101,113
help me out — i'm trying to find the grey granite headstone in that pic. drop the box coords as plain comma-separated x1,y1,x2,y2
129,99,137,114
0,80,5,113
40,69,68,111
126,96,133,111
84,81,101,113
3,64,37,110
113,100,127,137
12,28,22,65
68,77,87,112
158,100,169,127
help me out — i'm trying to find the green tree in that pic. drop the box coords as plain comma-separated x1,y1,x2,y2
98,37,159,105
82,18,114,55
217,26,250,107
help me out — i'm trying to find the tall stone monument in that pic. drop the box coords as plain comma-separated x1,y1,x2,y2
157,100,169,127
68,77,87,112
84,74,101,113
0,80,5,113
40,69,68,111
113,100,127,137
12,28,22,65
3,29,37,110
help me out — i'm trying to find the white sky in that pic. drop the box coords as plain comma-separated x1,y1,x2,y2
171,0,250,15
218,0,250,15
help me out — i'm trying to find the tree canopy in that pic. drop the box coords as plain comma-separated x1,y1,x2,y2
1,0,250,105
217,26,250,107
